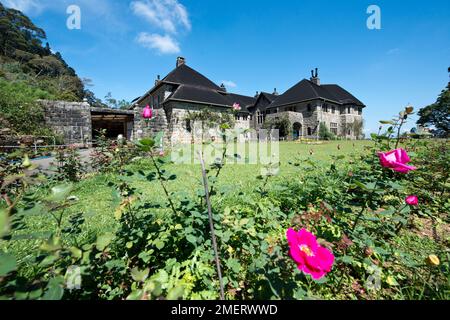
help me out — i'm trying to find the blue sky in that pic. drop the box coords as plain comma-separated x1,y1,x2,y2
2,0,449,134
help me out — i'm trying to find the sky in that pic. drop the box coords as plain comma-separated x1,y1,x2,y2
2,0,449,134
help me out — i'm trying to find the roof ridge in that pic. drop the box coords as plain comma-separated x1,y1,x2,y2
305,79,320,98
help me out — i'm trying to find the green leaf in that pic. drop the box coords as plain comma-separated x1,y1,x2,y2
386,275,399,286
379,120,394,125
46,184,73,202
70,247,82,259
154,239,165,250
96,233,115,251
0,208,9,238
0,252,17,277
126,289,144,300
136,138,155,151
131,267,149,282
42,277,64,300
186,235,197,245
340,256,354,264
353,181,368,190
167,285,185,300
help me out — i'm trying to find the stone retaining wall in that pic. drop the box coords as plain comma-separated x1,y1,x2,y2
39,100,92,144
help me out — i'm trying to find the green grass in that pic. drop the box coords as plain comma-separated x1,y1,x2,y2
2,140,372,265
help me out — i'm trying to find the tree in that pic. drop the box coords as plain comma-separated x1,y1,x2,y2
417,74,449,138
84,89,107,108
0,3,47,57
319,122,334,140
352,119,364,139
262,116,291,139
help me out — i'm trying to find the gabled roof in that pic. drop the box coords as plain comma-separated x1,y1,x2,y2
321,84,365,106
135,63,257,109
247,92,278,113
268,79,365,108
260,92,278,102
170,85,231,107
163,64,223,91
226,93,256,113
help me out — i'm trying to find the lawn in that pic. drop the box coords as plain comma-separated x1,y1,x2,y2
4,140,372,271
2,138,448,300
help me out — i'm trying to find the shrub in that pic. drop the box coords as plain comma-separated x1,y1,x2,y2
319,122,335,140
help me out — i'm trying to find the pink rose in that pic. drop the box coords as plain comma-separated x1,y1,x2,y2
286,228,334,280
378,148,417,173
232,103,241,111
405,195,418,206
142,105,153,119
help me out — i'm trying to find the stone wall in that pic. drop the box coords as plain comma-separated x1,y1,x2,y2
39,100,92,144
266,99,363,140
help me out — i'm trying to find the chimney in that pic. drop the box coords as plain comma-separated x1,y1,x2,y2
155,74,161,86
176,56,186,67
220,83,227,92
273,88,279,96
310,68,320,85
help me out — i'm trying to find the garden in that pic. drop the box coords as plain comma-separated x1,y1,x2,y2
0,106,449,300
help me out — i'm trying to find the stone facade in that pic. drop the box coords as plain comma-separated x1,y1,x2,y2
265,100,363,140
40,100,92,144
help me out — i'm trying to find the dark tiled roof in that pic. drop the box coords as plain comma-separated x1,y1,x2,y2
163,64,222,91
161,64,256,109
170,85,231,107
260,92,278,102
226,93,256,112
268,79,365,108
321,84,365,106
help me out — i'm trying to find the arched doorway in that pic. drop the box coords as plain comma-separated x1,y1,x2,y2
293,122,302,140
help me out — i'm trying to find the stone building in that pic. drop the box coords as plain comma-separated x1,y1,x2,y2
38,57,365,145
132,58,365,142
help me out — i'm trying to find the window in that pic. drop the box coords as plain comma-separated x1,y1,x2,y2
257,111,264,124
307,103,312,112
323,104,328,113
347,106,351,114
235,115,240,121
358,107,362,115
157,95,160,108
186,119,192,132
307,127,312,135
332,106,336,114
330,122,338,135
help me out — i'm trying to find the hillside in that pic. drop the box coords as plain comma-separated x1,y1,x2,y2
0,3,103,136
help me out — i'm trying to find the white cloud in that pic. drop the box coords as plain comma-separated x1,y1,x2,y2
221,80,237,88
137,32,180,54
2,0,43,14
387,48,400,55
131,0,191,34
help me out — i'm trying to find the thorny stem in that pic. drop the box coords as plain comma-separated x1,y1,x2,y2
352,180,379,232
149,153,177,216
209,130,229,196
395,117,406,149
394,204,409,235
198,151,225,300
